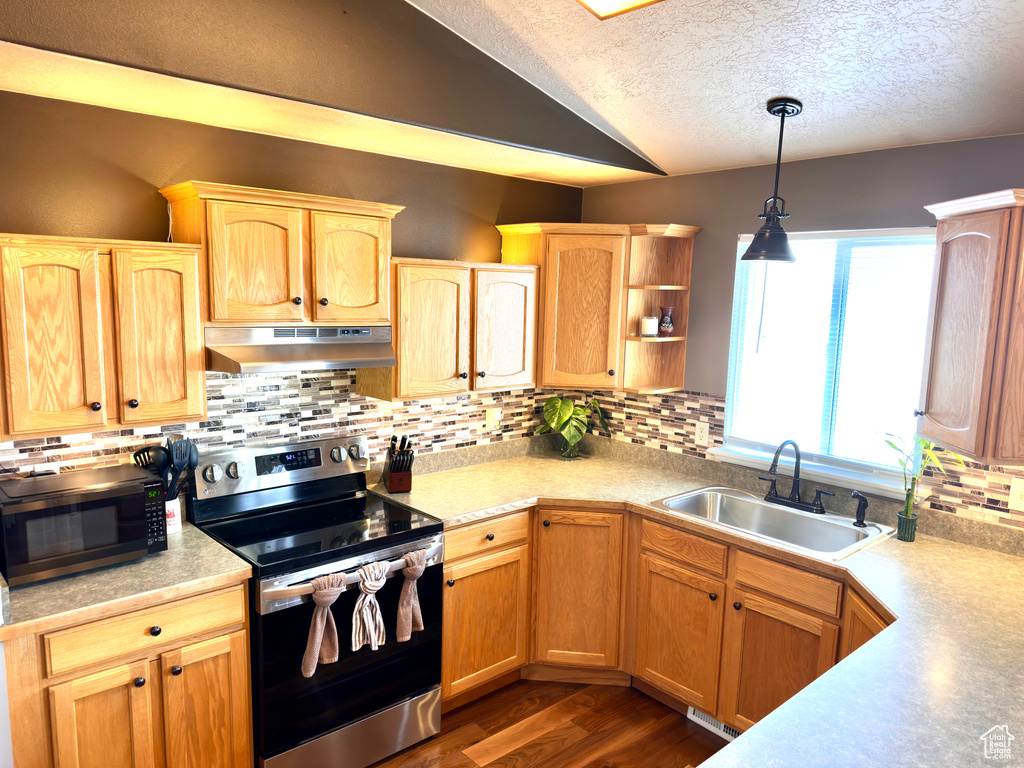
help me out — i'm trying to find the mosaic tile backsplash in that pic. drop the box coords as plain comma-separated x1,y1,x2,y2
0,371,1020,531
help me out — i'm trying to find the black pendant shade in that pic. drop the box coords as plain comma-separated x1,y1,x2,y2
741,97,802,263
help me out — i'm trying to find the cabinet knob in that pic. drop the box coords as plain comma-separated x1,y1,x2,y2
608,370,615,376
127,399,139,409
134,677,146,688
733,602,742,611
446,579,455,587
90,402,102,411
486,533,495,541
319,298,329,306
171,666,183,676
543,520,551,527
478,371,486,378
150,626,162,637
292,296,303,305
913,409,925,417
460,372,468,379
709,593,718,601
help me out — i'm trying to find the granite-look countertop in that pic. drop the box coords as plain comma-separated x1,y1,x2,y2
0,523,250,639
372,451,1024,767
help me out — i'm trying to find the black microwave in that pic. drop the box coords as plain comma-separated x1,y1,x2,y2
0,464,167,586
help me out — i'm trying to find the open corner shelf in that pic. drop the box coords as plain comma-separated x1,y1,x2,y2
623,386,687,395
628,284,689,291
626,335,687,343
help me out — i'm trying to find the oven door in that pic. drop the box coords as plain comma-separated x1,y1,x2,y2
254,543,443,763
0,487,148,586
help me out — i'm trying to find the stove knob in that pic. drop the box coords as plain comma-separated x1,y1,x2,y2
330,447,345,463
349,444,366,461
203,464,223,484
226,462,245,480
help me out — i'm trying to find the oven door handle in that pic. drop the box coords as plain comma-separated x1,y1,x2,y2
261,543,443,602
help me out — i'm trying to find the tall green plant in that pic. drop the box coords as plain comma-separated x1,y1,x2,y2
885,435,965,517
536,396,609,452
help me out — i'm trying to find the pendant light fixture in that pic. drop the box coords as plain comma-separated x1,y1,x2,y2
741,97,803,262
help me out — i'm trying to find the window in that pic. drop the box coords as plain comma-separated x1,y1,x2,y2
724,228,936,478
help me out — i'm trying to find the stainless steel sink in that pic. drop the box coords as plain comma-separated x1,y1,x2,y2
649,487,893,560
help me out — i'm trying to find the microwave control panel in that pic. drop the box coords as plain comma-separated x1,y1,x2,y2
144,479,168,550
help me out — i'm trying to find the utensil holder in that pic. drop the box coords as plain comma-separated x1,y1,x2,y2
383,467,412,493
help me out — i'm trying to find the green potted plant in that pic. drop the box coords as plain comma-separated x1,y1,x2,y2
536,396,609,459
885,435,965,542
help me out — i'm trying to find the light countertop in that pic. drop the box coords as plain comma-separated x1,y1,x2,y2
372,449,1024,767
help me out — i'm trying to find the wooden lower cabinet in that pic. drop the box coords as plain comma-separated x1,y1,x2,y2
718,588,839,730
534,509,623,668
50,660,158,768
634,553,725,713
840,588,889,659
442,545,530,699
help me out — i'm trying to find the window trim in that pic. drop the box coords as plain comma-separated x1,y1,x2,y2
722,226,936,501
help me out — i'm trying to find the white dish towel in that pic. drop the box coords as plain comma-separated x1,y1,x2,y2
351,561,390,651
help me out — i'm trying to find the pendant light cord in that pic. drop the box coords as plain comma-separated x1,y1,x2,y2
772,111,786,201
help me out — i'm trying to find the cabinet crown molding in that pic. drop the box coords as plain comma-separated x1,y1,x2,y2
159,180,405,219
495,223,700,238
0,233,200,252
925,189,1024,219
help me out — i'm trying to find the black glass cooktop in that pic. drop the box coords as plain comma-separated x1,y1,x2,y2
199,492,442,577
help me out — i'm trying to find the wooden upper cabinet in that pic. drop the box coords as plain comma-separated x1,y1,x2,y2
718,588,839,731
473,267,537,390
161,631,252,768
207,201,304,322
0,244,107,434
395,263,471,398
50,660,157,768
534,508,623,669
635,553,725,713
918,209,1011,457
311,212,390,324
113,248,205,424
542,235,625,389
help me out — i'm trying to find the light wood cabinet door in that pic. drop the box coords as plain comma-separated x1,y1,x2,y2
207,201,304,322
534,509,623,668
473,267,537,390
395,263,471,398
919,210,1011,457
0,244,107,434
161,631,251,768
442,545,530,699
635,553,725,713
311,212,390,323
718,589,839,731
541,235,625,389
840,589,888,659
50,660,157,768
113,248,205,424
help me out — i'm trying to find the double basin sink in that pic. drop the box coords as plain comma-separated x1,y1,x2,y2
650,487,893,560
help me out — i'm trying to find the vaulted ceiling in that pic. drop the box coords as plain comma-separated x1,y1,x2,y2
408,0,1024,176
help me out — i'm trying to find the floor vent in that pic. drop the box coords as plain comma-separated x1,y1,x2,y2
686,707,740,742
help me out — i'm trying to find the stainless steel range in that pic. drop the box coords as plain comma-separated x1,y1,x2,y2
188,436,443,768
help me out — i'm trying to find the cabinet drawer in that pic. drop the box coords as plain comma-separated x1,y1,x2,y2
44,586,246,677
445,512,529,562
734,551,842,618
640,519,728,577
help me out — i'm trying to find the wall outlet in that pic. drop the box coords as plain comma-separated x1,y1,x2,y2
694,421,710,447
1010,477,1024,512
485,408,502,431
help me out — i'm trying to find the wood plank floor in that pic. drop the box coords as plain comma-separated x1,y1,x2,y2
371,681,729,768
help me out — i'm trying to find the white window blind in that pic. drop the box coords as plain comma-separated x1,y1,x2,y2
725,229,936,472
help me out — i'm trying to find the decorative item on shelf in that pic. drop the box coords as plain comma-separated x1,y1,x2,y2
658,306,675,337
640,316,659,337
383,434,415,493
536,396,610,460
740,97,803,263
885,434,965,542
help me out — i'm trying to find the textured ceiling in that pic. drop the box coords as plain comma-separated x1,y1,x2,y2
406,0,1024,176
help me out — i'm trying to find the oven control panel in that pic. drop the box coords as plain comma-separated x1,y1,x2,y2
193,436,371,498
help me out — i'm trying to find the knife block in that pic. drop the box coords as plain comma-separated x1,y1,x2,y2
383,466,412,493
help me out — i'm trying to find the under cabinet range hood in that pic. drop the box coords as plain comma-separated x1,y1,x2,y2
204,327,396,374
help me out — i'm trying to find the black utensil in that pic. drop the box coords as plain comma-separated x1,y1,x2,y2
172,438,196,499
166,440,189,501
133,446,170,475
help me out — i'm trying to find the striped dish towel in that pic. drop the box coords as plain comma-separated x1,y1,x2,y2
352,561,390,651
